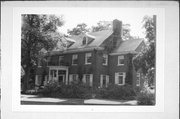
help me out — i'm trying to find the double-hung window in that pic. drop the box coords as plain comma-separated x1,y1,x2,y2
118,55,125,66
72,54,78,65
82,74,93,86
115,72,126,85
136,73,141,86
69,74,78,84
59,56,64,66
85,53,92,64
100,75,109,87
102,54,108,65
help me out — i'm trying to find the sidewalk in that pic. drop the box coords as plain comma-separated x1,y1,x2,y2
21,95,137,105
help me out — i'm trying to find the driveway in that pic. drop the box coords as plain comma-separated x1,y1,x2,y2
21,94,137,105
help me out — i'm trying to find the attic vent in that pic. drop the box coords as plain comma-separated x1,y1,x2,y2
82,37,87,45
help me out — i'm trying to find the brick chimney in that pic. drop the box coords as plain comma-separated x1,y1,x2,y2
112,19,123,48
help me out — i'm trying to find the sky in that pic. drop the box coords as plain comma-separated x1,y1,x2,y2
56,8,155,38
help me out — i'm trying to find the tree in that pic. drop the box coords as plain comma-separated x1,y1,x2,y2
91,21,111,32
67,23,89,35
133,15,156,86
21,14,64,92
91,21,132,40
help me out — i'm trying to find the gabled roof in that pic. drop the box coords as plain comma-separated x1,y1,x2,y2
68,30,113,50
47,30,144,56
110,38,144,55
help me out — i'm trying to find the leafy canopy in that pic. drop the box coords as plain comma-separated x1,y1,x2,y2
21,14,64,68
21,14,64,91
67,23,89,35
133,15,156,85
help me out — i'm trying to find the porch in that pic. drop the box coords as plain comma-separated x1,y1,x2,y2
35,66,69,88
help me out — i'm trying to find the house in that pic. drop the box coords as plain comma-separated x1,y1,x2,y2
35,19,146,90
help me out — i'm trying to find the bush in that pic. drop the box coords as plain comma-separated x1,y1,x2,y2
38,80,60,97
38,81,92,99
136,90,155,105
97,84,136,100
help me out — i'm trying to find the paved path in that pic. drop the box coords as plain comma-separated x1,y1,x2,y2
21,95,137,105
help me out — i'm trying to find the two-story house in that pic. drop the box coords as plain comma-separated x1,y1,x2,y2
35,19,146,89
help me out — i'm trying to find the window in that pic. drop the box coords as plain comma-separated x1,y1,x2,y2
102,54,108,65
35,75,43,86
115,72,126,85
83,74,93,86
69,74,78,84
118,56,125,66
82,37,87,45
85,53,92,64
100,75,109,88
72,54,78,65
59,56,64,66
136,73,141,86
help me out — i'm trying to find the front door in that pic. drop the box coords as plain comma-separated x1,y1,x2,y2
58,75,65,84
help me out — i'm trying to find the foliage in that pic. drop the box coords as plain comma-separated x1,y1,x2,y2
133,15,156,86
136,89,155,105
21,14,64,91
96,84,136,100
39,81,92,99
91,21,132,40
38,80,60,97
91,21,112,32
67,23,90,35
125,54,133,85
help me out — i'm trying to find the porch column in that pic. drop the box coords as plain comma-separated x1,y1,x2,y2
56,69,58,82
65,69,68,85
48,69,51,81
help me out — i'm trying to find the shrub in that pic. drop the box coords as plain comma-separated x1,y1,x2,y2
38,80,60,97
97,84,136,100
38,81,92,99
136,89,155,105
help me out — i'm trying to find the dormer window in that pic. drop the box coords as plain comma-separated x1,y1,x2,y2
82,37,87,45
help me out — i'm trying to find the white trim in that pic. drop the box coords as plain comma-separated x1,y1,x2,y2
102,54,108,66
85,53,92,65
72,54,78,65
69,74,78,84
48,66,69,85
100,75,109,87
117,55,124,66
83,74,93,87
109,51,137,55
59,56,64,66
115,72,126,85
46,47,104,56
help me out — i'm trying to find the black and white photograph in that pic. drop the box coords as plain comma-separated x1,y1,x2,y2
1,1,179,119
20,8,156,106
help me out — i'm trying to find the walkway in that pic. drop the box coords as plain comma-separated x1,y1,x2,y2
21,95,137,105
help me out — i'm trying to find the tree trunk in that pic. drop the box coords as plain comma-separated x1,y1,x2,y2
23,67,31,92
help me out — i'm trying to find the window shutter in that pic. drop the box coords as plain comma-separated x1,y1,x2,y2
115,73,118,84
106,75,109,87
90,74,93,87
82,75,86,84
69,75,73,84
123,72,126,85
100,75,103,88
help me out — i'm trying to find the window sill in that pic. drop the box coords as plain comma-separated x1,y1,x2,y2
102,64,108,66
117,64,124,66
85,63,92,65
117,84,125,86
